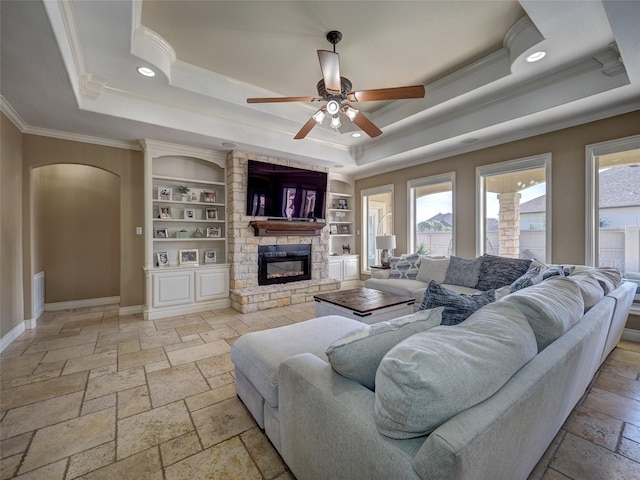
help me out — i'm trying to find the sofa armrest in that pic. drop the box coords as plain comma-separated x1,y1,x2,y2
278,353,424,480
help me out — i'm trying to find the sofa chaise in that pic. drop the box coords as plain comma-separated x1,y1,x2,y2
231,258,635,480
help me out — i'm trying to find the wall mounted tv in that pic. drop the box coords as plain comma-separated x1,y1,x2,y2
246,160,328,220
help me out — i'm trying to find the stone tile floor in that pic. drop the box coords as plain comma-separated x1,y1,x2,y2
0,302,639,479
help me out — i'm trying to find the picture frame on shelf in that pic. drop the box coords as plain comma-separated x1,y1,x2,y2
203,190,216,203
184,208,196,220
329,224,338,235
158,187,172,201
206,226,222,238
205,208,218,220
154,228,168,238
204,250,217,264
337,198,348,210
158,206,171,219
179,249,199,265
156,251,169,267
341,224,351,234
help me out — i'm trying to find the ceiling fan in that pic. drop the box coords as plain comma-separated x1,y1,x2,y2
246,31,426,140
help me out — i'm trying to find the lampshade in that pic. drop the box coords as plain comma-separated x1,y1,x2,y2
375,235,396,250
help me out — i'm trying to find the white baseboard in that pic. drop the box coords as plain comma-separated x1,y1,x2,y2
119,305,143,316
621,328,640,343
45,296,120,311
0,312,42,354
144,298,231,320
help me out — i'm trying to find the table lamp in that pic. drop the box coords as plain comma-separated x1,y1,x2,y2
375,235,396,267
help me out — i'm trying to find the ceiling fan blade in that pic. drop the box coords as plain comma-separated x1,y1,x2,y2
346,85,425,102
317,50,341,94
349,111,383,138
294,115,320,140
247,96,319,104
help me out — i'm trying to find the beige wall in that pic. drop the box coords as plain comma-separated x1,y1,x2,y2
355,111,640,330
1,114,25,337
23,135,144,309
35,164,120,303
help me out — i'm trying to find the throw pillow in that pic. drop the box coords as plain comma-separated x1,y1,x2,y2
443,256,483,288
325,307,444,391
476,254,532,291
542,265,566,279
510,266,544,292
374,301,538,439
499,276,584,351
418,280,495,326
388,254,421,280
416,257,450,284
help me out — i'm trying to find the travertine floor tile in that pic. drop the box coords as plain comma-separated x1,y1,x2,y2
85,367,145,400
541,468,572,480
619,437,640,463
14,458,67,480
0,431,32,459
0,391,83,440
185,383,236,412
0,371,87,411
583,387,640,426
116,402,193,459
81,393,116,416
62,350,117,375
550,432,640,479
595,371,640,401
19,408,115,474
78,447,163,480
166,340,230,366
66,441,115,479
562,405,623,450
117,347,167,371
0,353,45,380
195,352,234,378
147,363,209,407
140,330,181,350
241,427,287,479
117,385,151,419
624,423,640,443
25,333,98,354
191,397,255,449
159,431,202,467
175,322,212,337
164,437,261,480
0,453,21,480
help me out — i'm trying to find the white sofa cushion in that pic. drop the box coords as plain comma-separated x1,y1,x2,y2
571,267,622,294
416,257,450,284
374,301,537,439
326,308,444,390
364,278,426,298
499,276,585,351
567,273,604,311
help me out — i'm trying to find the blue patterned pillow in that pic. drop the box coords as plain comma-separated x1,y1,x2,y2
542,265,565,280
510,266,544,293
476,255,532,291
388,254,421,280
443,256,483,288
418,281,496,326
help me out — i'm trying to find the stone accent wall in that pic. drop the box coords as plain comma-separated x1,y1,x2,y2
497,192,521,258
226,151,339,313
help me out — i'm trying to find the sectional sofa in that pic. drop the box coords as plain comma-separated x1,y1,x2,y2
231,256,636,479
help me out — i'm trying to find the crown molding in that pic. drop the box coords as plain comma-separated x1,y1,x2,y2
0,96,28,131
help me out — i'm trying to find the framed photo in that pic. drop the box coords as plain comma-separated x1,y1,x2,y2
184,208,195,220
156,251,169,267
329,224,338,235
203,190,216,203
158,206,171,219
206,226,222,238
205,208,218,220
179,249,199,265
204,250,217,264
301,190,317,218
158,187,172,201
154,228,168,238
337,198,348,210
341,224,351,234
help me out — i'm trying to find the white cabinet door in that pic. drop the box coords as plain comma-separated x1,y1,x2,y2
343,257,359,281
196,267,229,301
153,271,194,307
328,258,343,280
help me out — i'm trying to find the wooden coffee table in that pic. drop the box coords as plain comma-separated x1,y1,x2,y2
314,287,415,324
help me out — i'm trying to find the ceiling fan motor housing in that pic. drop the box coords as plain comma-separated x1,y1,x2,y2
316,77,353,100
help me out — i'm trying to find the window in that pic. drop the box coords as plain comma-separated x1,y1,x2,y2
477,154,551,262
361,185,393,271
586,135,640,299
408,173,455,256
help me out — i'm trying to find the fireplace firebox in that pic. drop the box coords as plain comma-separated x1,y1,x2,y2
258,244,312,286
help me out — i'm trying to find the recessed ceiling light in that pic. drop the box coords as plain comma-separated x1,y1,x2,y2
351,132,362,138
222,142,237,148
136,66,155,77
525,51,546,63
333,164,344,168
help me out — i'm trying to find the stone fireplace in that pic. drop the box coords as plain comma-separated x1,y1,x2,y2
258,244,311,285
226,151,340,313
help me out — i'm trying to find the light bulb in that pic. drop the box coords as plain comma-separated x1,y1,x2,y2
326,100,340,115
344,106,358,120
312,110,326,124
330,115,341,129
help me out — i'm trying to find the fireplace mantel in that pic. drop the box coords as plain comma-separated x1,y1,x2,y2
249,220,326,237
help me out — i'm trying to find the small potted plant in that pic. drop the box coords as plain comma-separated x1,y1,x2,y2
177,185,190,201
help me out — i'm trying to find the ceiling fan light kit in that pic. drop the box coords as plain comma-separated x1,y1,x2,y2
247,30,425,140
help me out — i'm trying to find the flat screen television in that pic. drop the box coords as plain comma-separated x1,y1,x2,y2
246,160,327,220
